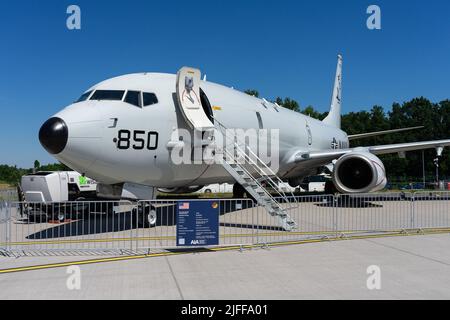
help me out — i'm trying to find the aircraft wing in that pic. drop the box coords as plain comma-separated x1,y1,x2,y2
347,126,424,140
292,139,450,164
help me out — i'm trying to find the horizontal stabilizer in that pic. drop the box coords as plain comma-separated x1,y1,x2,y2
348,126,424,140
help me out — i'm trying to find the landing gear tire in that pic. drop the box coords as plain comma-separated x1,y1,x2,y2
133,205,157,228
324,181,337,195
233,183,245,198
71,197,89,219
45,205,65,223
56,212,66,223
233,183,256,202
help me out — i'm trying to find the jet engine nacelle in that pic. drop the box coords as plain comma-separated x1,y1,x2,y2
158,186,204,194
332,152,387,193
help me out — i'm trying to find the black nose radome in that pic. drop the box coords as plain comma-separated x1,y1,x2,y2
39,117,68,155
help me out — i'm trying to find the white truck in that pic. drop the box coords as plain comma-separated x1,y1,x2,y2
20,171,97,203
19,171,156,227
19,171,101,222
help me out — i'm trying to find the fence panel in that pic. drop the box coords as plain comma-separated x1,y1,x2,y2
0,201,9,252
1,193,450,256
218,199,255,246
268,195,335,244
6,200,134,253
333,193,411,233
412,191,450,229
135,200,177,250
0,189,17,202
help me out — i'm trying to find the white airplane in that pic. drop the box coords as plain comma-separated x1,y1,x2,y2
38,55,450,228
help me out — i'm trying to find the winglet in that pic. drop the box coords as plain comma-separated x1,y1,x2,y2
323,54,343,128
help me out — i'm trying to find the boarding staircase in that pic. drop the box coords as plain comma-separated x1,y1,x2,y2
174,66,297,231
213,119,298,231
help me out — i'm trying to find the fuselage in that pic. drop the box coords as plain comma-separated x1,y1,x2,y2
41,72,348,188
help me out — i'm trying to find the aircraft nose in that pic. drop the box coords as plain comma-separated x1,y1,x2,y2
39,117,68,155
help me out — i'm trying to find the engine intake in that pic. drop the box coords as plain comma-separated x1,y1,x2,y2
332,152,387,193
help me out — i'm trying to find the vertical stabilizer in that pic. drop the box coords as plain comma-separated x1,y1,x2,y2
323,54,343,128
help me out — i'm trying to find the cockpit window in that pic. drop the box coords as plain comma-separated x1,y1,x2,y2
90,90,125,101
76,91,93,103
124,91,141,107
143,92,158,106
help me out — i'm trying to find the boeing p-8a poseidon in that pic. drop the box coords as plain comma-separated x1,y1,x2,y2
39,55,450,230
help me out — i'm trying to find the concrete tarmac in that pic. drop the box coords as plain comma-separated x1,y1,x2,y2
1,233,450,299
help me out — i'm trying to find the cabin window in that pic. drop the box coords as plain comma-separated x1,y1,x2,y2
143,92,158,106
76,91,93,103
90,90,125,101
124,91,141,107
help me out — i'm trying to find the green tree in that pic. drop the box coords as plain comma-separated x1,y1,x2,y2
34,160,40,170
0,162,73,185
244,89,259,98
301,105,325,120
275,97,300,112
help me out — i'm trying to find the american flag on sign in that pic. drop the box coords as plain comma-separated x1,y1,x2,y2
179,202,190,210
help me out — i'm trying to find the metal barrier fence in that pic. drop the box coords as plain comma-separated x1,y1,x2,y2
0,188,17,202
1,192,450,256
0,201,8,252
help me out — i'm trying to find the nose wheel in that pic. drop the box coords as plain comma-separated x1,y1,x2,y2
148,209,157,226
57,212,66,222
133,204,157,228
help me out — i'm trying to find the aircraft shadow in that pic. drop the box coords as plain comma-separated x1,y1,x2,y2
316,199,383,208
25,201,256,239
220,222,284,231
26,212,134,240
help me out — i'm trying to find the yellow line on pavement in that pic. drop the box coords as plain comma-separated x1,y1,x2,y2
1,228,449,275
4,229,428,247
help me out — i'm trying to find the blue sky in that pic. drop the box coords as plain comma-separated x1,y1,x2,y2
0,0,449,167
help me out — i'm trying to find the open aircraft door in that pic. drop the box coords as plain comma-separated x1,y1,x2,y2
176,67,215,130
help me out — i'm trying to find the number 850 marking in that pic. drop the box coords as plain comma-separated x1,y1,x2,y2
116,130,159,150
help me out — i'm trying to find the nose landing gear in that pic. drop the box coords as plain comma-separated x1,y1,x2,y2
233,183,256,201
132,204,157,228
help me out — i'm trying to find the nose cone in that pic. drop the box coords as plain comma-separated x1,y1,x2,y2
39,117,68,155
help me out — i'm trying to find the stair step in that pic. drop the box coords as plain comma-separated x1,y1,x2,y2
220,138,298,232
269,211,287,218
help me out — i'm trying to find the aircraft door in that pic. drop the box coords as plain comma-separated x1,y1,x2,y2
176,67,215,130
